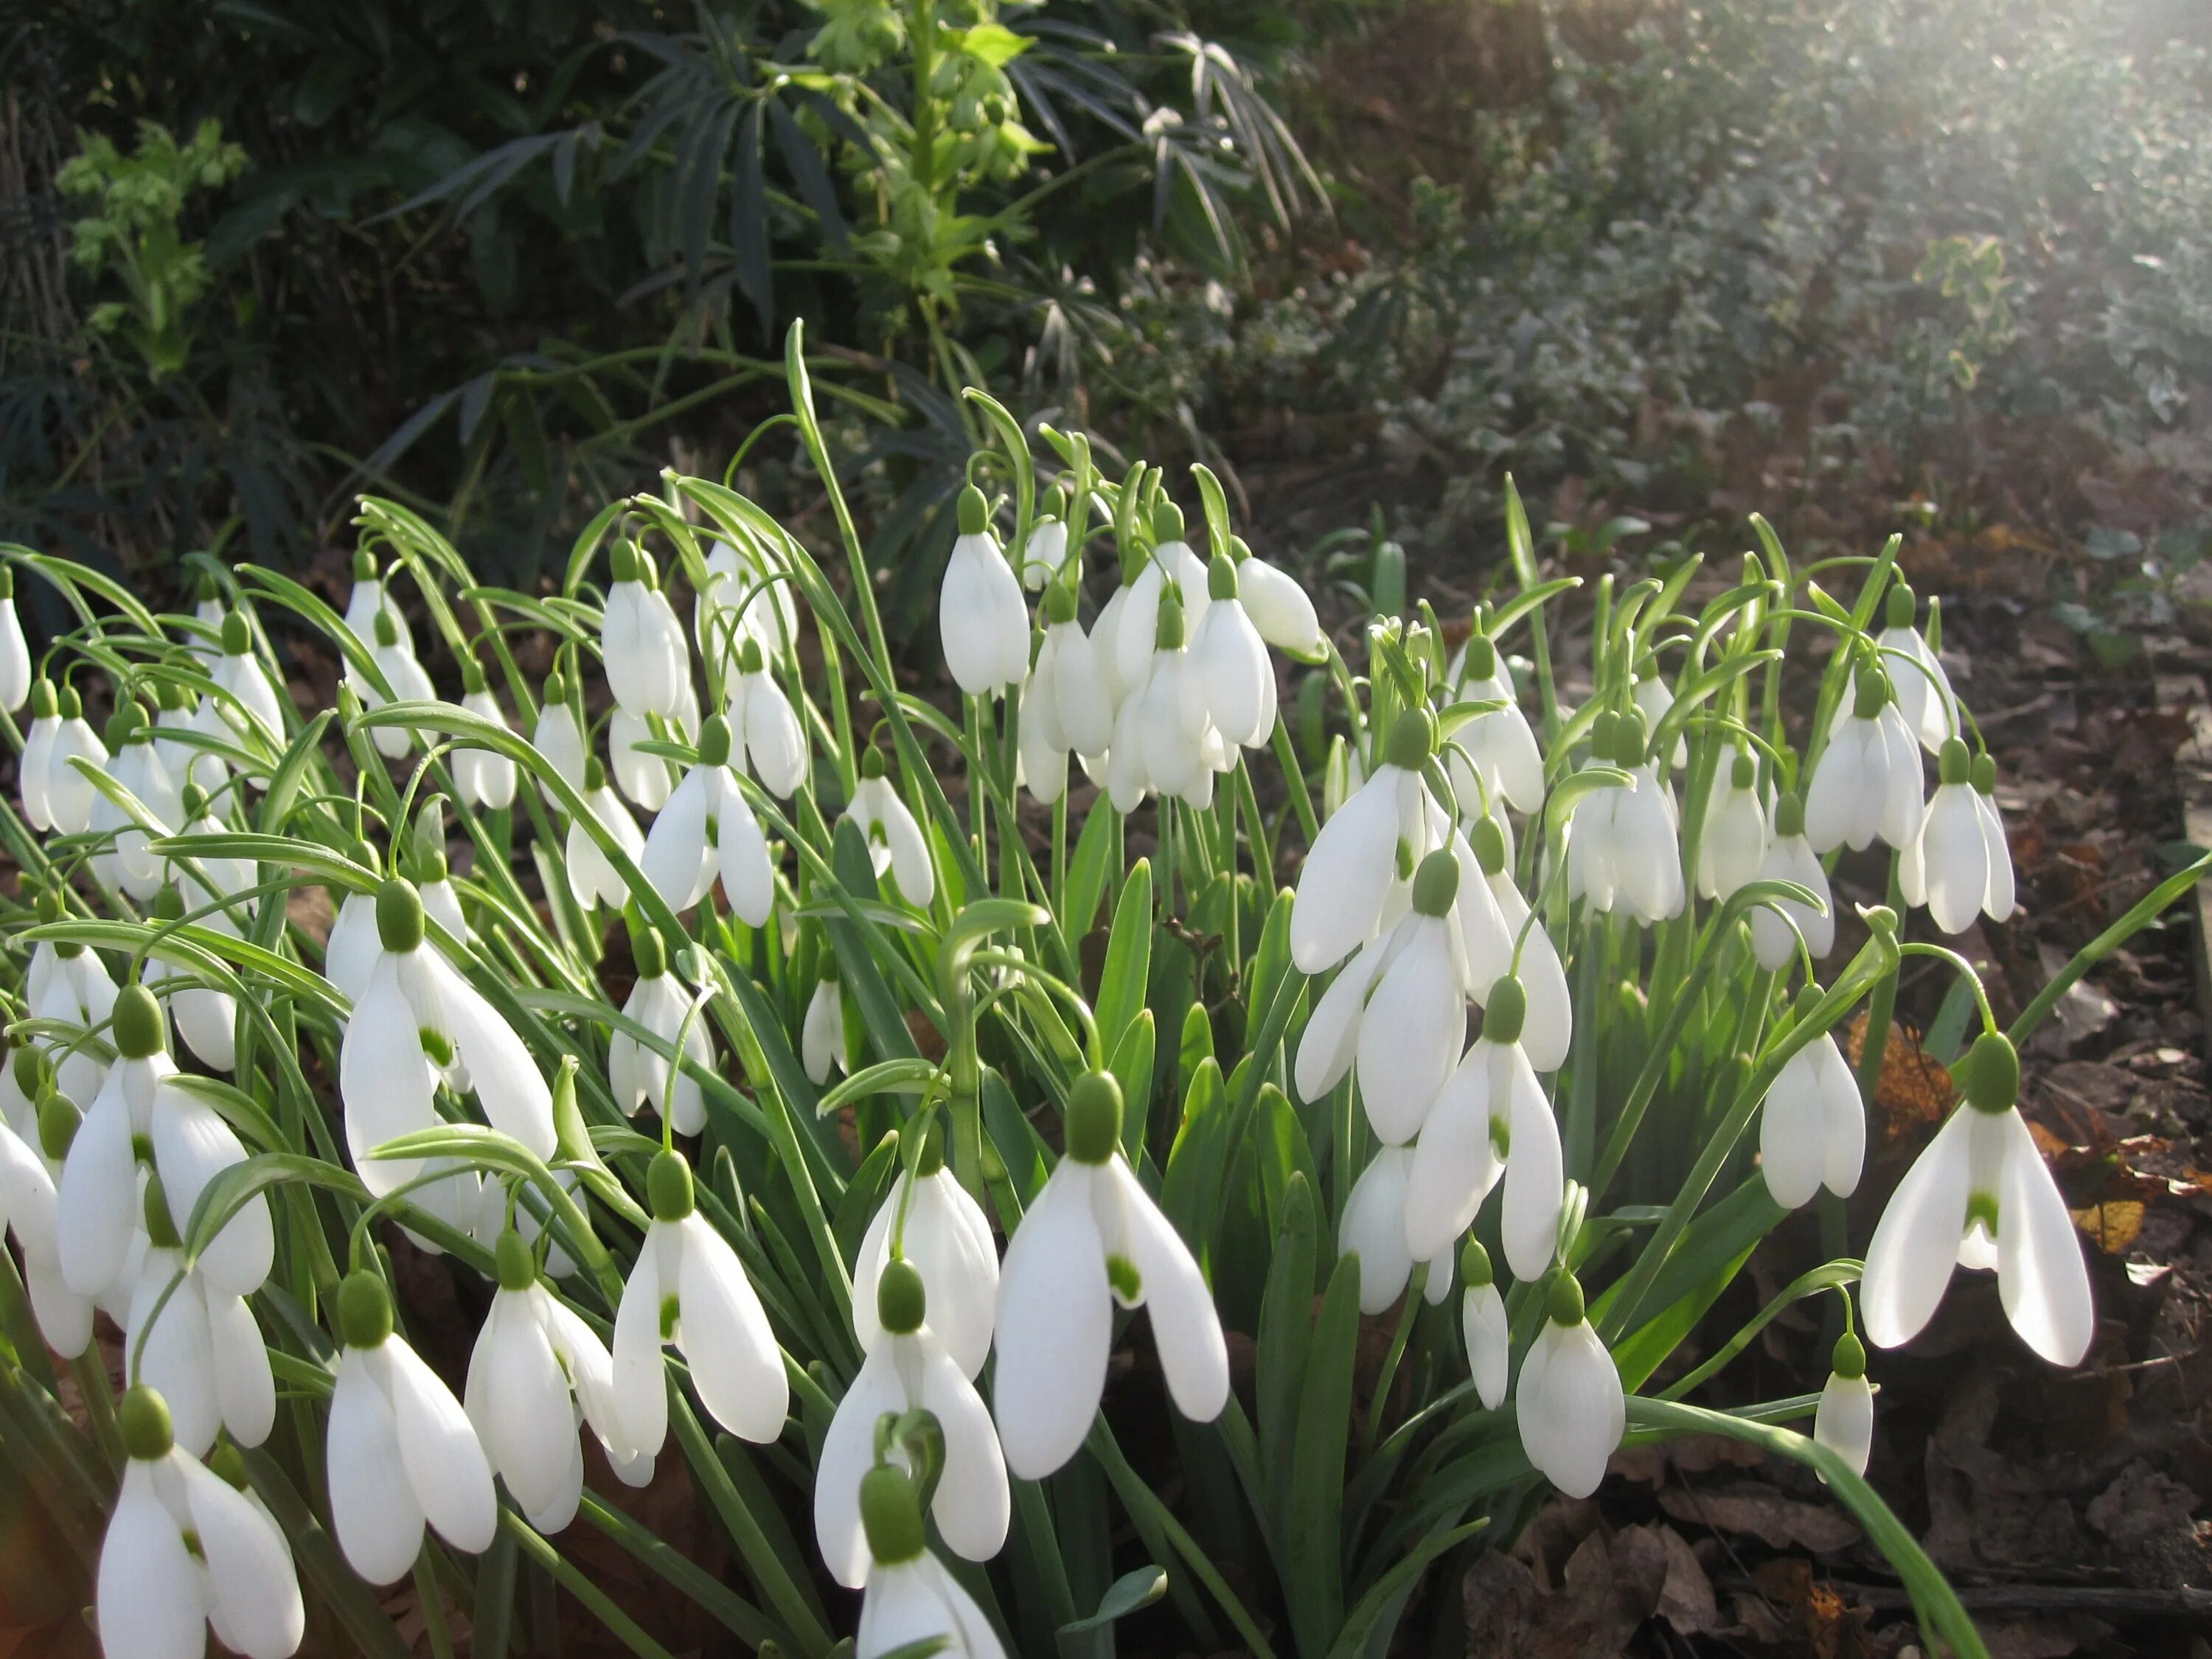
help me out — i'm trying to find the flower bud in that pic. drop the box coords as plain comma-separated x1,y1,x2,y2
57,685,81,720
29,679,55,720
1411,849,1460,918
461,657,487,696
338,1271,394,1350
955,485,992,538
1464,633,1497,682
1471,816,1509,876
1064,1071,1123,1164
1384,707,1436,770
495,1228,537,1293
544,670,568,706
1937,737,1971,787
1971,753,1997,796
221,612,251,656
13,1043,47,1097
352,551,377,583
1460,1237,1494,1288
1154,589,1186,652
114,984,167,1060
1152,501,1184,544
1546,1272,1587,1327
1207,554,1239,602
1961,1030,2019,1114
877,1257,926,1335
143,1172,181,1249
861,748,887,780
375,877,425,953
1774,790,1805,838
119,1384,175,1461
1832,1331,1866,1380
373,611,400,650
38,1091,80,1161
1484,976,1526,1046
611,542,639,584
1731,751,1756,791
631,921,667,981
1043,581,1077,626
696,713,732,768
648,1149,696,1221
1885,582,1917,630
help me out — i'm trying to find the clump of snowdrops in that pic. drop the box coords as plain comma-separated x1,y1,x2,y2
0,333,2199,1659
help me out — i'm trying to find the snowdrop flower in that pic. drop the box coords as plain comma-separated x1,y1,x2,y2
36,682,108,835
1448,825,1519,1004
91,703,182,900
327,1272,498,1582
1565,712,1683,922
1291,709,1439,974
1016,663,1069,806
60,984,272,1301
212,612,288,748
1404,978,1561,1284
1632,671,1686,768
1901,739,2008,935
1972,753,2017,922
466,1229,649,1534
124,1175,275,1456
339,880,556,1231
1356,852,1472,1145
852,1136,998,1379
152,682,220,798
802,965,846,1085
1460,1240,1509,1411
993,1073,1228,1479
1814,1332,1874,1480
1697,751,1767,902
602,543,689,719
844,750,934,907
344,552,416,661
0,1096,92,1357
725,639,809,797
1446,633,1543,815
816,1259,1008,1587
940,486,1031,698
324,852,386,1008
1230,535,1322,659
1136,591,1218,807
1467,820,1572,1072
1111,504,1210,697
1877,584,1957,754
695,539,796,674
1339,1145,1454,1315
0,566,27,714
453,659,518,811
147,886,238,1072
18,679,60,830
612,1150,787,1455
99,1385,305,1659
1749,791,1836,971
349,610,434,761
1019,510,1071,591
1293,929,1388,1104
567,758,646,910
611,928,711,1136
29,917,117,1107
1188,554,1276,749
1862,1032,2092,1367
638,715,775,924
609,706,678,811
852,1466,1009,1659
1804,668,1924,854
531,672,589,803
1759,997,1865,1210
1516,1273,1624,1498
1034,583,1113,759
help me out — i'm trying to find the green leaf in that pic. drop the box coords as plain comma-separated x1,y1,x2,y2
1285,1251,1360,1654
1255,1170,1316,1506
1096,859,1152,1054
956,21,1032,66
1056,1567,1168,1659
814,1058,939,1117
1108,1009,1156,1164
1065,800,1121,939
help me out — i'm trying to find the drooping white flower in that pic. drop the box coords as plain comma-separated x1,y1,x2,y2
844,753,934,907
611,931,712,1137
1354,851,1472,1146
1861,1032,2091,1366
212,612,288,749
1759,1009,1865,1210
1019,512,1071,591
1697,751,1768,902
1231,539,1322,659
638,714,776,924
19,678,60,830
91,703,182,901
993,1074,1228,1480
466,1229,650,1534
531,672,589,804
338,880,556,1237
1467,824,1572,1073
852,1467,1010,1659
695,538,796,676
1339,1145,1455,1315
1814,1332,1874,1480
344,553,416,661
1102,670,1156,813
1565,712,1682,923
1188,554,1276,749
29,919,117,1107
0,567,28,715
1459,1241,1509,1411
601,544,689,719
147,885,238,1072
59,985,271,1301
1446,633,1544,816
1804,669,1924,854
608,706,677,811
1291,709,1441,975
1016,665,1069,806
612,1150,788,1455
124,1177,275,1457
326,1272,498,1583
1111,507,1211,697
726,641,809,797
152,683,223,799
38,682,109,835
1896,737,1982,935
1973,754,2016,923
0,1102,92,1357
567,758,647,910
816,1259,1008,1587
324,874,385,1009
1035,588,1113,759
939,487,1032,698
803,968,847,1085
1515,1274,1624,1498
454,661,518,812
1748,791,1836,971
1135,591,1216,808
1877,585,1957,754
99,1385,305,1659
1631,671,1687,768
351,609,436,762
852,1149,998,1380
1293,930,1388,1105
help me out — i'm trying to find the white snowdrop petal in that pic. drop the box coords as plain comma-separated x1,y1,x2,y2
611,1229,671,1456
429,956,555,1160
715,782,778,927
56,1070,139,1296
1860,1107,1975,1350
1803,725,1869,854
993,1166,1113,1480
742,673,809,797
1463,1282,1510,1411
1291,770,1403,974
98,1464,207,1659
1922,786,1989,936
815,1346,906,1587
1356,922,1464,1146
341,958,442,1198
1994,1107,2094,1366
1500,1073,1565,1282
1105,1161,1228,1422
383,1338,498,1555
1293,936,1385,1103
1403,1043,1503,1263
641,768,714,911
328,1351,428,1584
1815,1371,1875,1479
154,1085,271,1295
1976,793,2016,922
470,1295,579,1529
1759,1048,1826,1211
917,1338,1012,1564
180,1455,305,1659
1815,1038,1867,1200
676,1213,789,1442
1339,1149,1416,1315
132,1264,218,1456
207,1289,277,1448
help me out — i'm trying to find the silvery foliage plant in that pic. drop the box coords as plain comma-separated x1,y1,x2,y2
0,335,2196,1659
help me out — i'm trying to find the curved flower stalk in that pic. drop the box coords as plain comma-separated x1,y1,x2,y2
602,543,689,720
611,1150,788,1455
853,1465,1009,1659
610,927,712,1136
100,1385,304,1659
844,750,934,907
1815,1331,1875,1481
59,985,271,1302
940,487,1031,699
124,1175,275,1456
1517,1273,1624,1498
816,1259,1008,1587
852,1140,998,1379
1291,709,1440,975
1758,993,1865,1209
1862,1031,2092,1366
638,714,775,923
993,1073,1228,1480
467,1229,650,1533
327,1272,498,1583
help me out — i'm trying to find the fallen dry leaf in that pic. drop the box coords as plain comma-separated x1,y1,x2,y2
2070,1198,2144,1252
1464,1526,1674,1659
1655,1483,1863,1553
1846,1016,1953,1144
2084,1458,2199,1546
